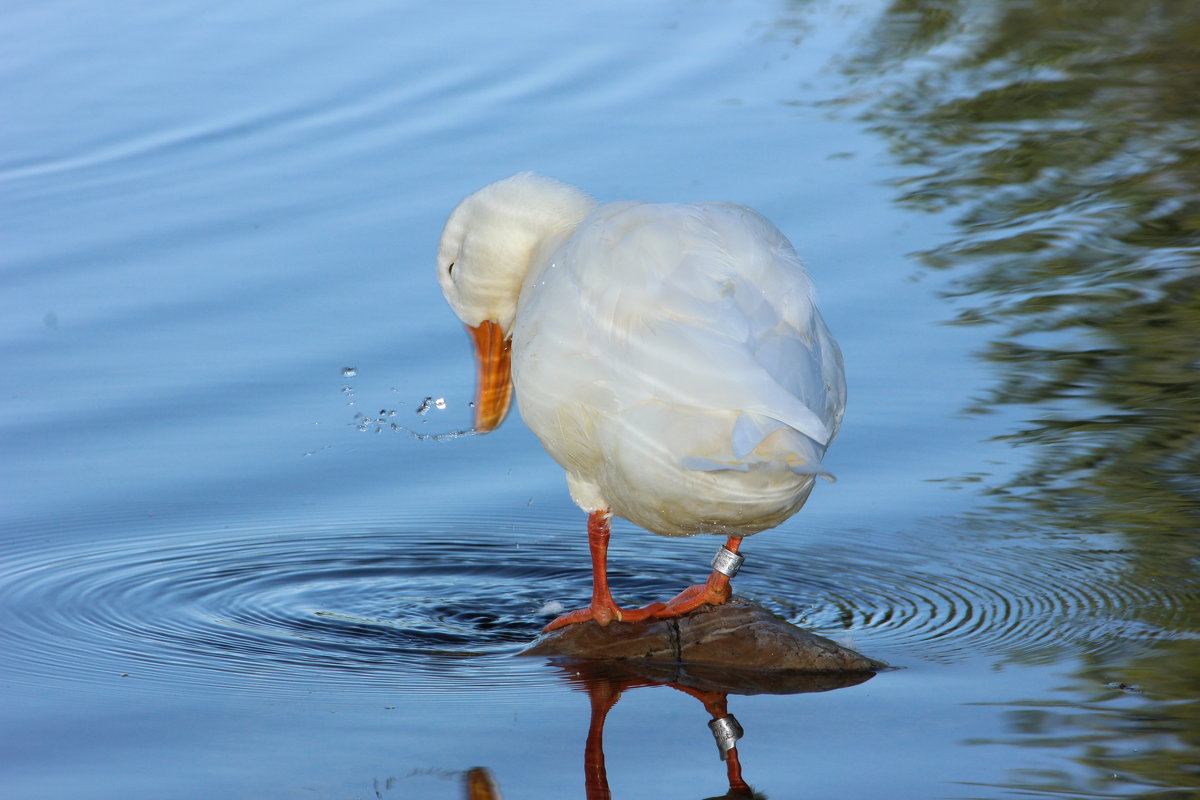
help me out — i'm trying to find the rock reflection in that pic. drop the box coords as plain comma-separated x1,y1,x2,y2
845,0,1200,796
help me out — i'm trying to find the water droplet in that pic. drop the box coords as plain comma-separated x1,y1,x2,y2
434,397,447,410
416,397,434,415
341,367,357,378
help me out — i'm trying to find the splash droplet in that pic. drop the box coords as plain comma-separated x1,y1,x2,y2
341,367,357,378
537,600,566,616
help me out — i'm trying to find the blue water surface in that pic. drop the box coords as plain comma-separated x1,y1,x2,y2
3,2,1196,798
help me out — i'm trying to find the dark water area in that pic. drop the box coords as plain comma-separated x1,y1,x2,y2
3,1,1198,798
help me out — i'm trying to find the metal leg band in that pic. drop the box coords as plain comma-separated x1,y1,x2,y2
708,715,744,760
711,546,745,578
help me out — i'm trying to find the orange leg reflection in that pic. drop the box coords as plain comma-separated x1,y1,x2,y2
567,666,758,800
582,672,635,800
671,684,753,798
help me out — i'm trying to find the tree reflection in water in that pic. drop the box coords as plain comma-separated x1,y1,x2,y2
845,0,1199,796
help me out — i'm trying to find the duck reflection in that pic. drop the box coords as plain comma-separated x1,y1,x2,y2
466,766,503,800
466,661,873,799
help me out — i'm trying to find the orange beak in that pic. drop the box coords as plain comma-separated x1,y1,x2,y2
467,320,513,433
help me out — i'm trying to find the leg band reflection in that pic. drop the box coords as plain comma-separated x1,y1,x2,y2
708,714,744,760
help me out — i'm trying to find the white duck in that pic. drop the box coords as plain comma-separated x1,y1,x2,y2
437,173,846,631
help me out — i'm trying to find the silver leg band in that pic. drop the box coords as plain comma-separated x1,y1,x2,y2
708,715,744,760
711,546,745,578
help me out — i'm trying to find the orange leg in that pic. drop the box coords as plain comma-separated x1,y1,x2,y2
543,511,666,631
650,535,743,619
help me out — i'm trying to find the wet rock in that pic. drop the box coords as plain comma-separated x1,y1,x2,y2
522,595,885,676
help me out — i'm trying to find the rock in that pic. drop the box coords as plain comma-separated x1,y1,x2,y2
521,595,886,684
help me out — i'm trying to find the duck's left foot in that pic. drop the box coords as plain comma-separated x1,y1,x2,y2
542,599,667,632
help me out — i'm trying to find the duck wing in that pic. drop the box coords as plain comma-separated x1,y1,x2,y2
556,201,846,472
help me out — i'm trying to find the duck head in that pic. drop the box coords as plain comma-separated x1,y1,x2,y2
436,172,595,432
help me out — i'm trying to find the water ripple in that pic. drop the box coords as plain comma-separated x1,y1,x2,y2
1,509,566,699
749,523,1184,664
1,509,1183,701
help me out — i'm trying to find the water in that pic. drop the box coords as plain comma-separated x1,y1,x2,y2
3,1,1198,798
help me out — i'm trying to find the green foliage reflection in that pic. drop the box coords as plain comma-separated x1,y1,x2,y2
850,0,1200,557
847,0,1200,796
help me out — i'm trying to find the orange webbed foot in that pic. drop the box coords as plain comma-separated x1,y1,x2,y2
543,599,667,632
649,573,733,620
648,537,743,620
